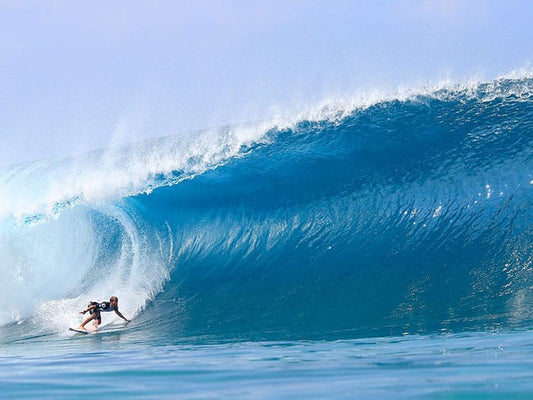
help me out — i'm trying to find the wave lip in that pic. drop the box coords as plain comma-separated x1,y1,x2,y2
3,72,532,224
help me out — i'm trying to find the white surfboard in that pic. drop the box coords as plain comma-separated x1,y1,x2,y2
69,320,127,334
69,327,90,334
69,325,100,334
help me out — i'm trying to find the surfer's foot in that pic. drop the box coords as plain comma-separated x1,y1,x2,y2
77,326,87,331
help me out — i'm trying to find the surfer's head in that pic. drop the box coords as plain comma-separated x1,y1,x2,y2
110,296,118,306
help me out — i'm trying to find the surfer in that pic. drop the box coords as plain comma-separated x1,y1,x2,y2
78,296,129,330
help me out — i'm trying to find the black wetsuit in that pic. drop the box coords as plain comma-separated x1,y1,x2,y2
88,301,117,323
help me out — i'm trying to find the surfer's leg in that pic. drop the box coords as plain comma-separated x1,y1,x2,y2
79,313,96,329
93,314,101,329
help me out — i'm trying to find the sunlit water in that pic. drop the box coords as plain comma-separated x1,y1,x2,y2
2,329,533,399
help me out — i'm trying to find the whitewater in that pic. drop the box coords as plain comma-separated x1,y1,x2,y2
1,75,533,398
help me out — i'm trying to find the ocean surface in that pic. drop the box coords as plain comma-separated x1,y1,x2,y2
0,75,532,398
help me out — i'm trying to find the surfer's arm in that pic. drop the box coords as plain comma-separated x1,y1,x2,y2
114,310,130,322
80,304,96,314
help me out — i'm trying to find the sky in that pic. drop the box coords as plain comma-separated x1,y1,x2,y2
0,0,532,167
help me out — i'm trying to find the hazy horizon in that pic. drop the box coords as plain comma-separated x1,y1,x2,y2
1,0,531,167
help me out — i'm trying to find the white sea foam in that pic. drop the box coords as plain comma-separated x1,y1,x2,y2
0,201,171,329
1,71,532,225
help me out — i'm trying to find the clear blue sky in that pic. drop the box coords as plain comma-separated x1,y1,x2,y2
1,0,531,167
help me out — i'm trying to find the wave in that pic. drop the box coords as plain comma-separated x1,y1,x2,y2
1,74,532,341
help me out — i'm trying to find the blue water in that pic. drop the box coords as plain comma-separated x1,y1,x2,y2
2,331,533,399
1,76,532,398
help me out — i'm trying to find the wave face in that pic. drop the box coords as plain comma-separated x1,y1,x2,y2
1,76,532,341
